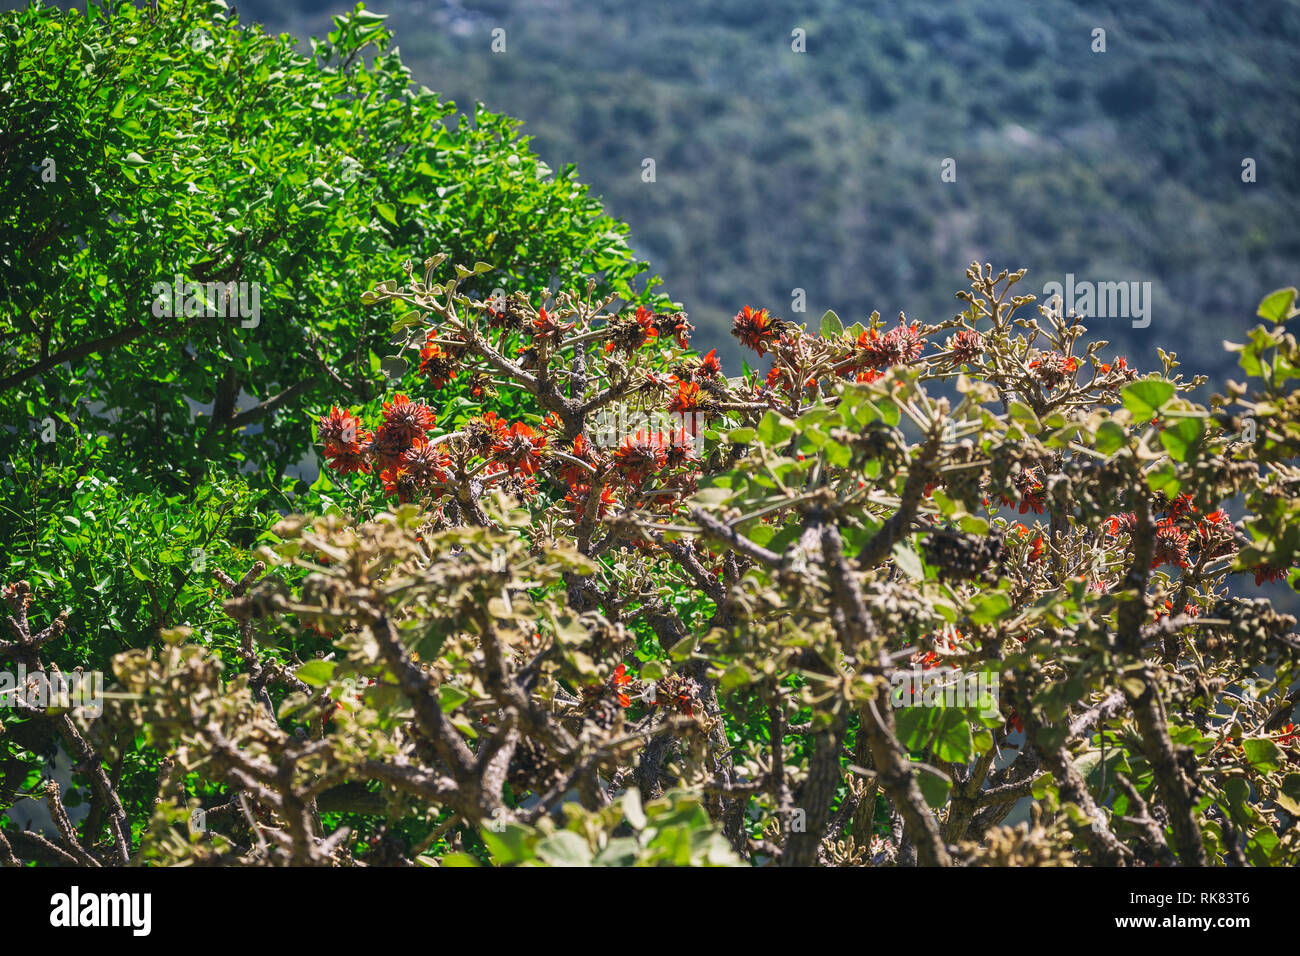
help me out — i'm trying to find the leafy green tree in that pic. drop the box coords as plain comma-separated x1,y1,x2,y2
0,0,662,491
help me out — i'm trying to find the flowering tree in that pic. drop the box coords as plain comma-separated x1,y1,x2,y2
4,263,1299,867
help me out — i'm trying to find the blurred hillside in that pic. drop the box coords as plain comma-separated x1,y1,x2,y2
23,0,1300,379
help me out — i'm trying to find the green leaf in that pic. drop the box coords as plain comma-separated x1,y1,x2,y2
892,541,923,581
969,592,1011,626
1008,401,1040,430
934,709,974,763
639,660,666,681
296,660,335,687
1145,460,1180,497
438,685,469,711
819,310,843,337
622,788,647,830
1122,379,1175,419
1094,420,1126,454
480,822,535,864
719,663,753,692
1277,774,1300,815
755,411,794,446
534,830,591,867
1158,416,1204,462
1243,737,1283,772
916,766,952,809
375,202,398,226
1256,287,1298,323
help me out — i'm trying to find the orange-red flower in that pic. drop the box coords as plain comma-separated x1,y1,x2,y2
380,393,435,445
401,438,452,485
668,379,703,415
1253,564,1290,586
1028,352,1078,388
855,322,925,371
565,482,617,522
611,663,634,708
659,310,694,349
530,307,574,342
1151,518,1190,570
604,305,660,354
1006,707,1024,735
663,428,699,469
731,305,780,356
1012,524,1045,562
998,467,1046,515
418,341,460,389
318,406,365,446
380,467,421,501
558,434,600,486
465,411,510,455
1104,512,1137,536
319,407,372,474
613,429,669,485
368,422,416,472
492,422,547,475
946,329,985,366
322,438,371,474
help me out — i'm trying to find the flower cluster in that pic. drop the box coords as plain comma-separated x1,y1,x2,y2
853,321,925,372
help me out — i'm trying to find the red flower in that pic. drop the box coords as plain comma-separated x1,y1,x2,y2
1012,524,1045,562
566,482,617,522
1006,707,1024,735
697,348,722,378
401,438,452,485
368,423,416,472
1151,518,1190,570
854,321,925,371
946,329,985,366
492,422,547,475
530,307,574,342
380,467,420,502
668,379,703,415
1165,493,1197,522
633,306,659,342
731,305,780,356
559,434,600,486
611,663,634,708
659,310,694,348
1028,352,1078,388
319,407,373,474
1156,599,1200,620
418,340,460,389
322,437,371,475
613,429,669,485
604,306,660,354
663,428,699,469
1253,564,1290,586
998,467,1046,514
465,411,511,455
1104,513,1137,536
1195,509,1236,559
380,393,435,445
318,406,365,446
1277,723,1299,747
